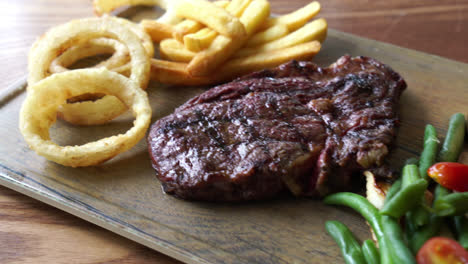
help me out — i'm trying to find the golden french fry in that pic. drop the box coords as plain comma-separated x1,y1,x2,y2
214,0,230,7
140,19,174,42
175,0,246,38
187,0,270,76
187,35,233,76
159,38,195,62
225,0,253,17
160,0,263,62
235,18,327,58
173,20,203,43
150,59,216,86
183,28,218,52
239,0,271,35
260,1,321,31
245,24,289,47
156,8,182,25
151,41,321,86
183,0,252,52
221,40,321,76
172,0,229,42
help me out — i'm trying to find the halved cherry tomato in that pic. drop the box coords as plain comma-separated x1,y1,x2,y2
427,162,468,192
417,237,468,264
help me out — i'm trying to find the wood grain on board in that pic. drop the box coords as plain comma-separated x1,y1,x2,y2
0,0,467,263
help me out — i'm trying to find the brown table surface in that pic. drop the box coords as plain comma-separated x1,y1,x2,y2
1,0,467,263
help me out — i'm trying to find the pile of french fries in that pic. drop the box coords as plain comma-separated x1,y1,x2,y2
140,0,327,86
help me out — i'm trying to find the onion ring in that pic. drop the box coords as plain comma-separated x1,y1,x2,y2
49,17,154,78
110,16,155,76
49,38,129,74
28,16,152,125
20,68,152,167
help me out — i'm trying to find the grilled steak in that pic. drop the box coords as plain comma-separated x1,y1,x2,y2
147,56,406,201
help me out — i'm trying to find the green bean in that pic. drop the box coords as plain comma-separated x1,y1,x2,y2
324,193,390,262
405,124,438,232
408,185,449,253
436,113,466,240
402,165,421,187
324,192,415,264
324,193,383,242
438,113,466,162
453,216,468,250
384,179,402,204
380,215,416,263
325,221,366,264
434,184,451,200
405,157,419,166
380,165,428,218
434,192,468,216
406,205,430,228
409,214,442,253
405,125,438,228
362,239,380,264
405,212,417,245
419,124,439,180
380,179,427,218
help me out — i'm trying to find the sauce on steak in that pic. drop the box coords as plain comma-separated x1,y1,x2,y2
147,56,406,201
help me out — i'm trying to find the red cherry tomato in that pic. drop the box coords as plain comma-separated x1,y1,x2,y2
417,237,468,264
427,162,468,192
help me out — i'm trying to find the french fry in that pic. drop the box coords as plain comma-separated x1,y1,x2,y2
213,0,231,8
175,0,246,38
150,59,216,86
259,1,321,31
172,0,229,42
183,28,218,52
150,41,321,86
141,20,174,42
225,0,253,17
234,18,327,58
220,40,321,77
150,0,327,85
187,0,270,76
154,17,324,63
159,38,195,62
239,0,271,35
173,20,204,43
187,35,233,76
183,0,252,52
245,24,289,48
156,8,182,25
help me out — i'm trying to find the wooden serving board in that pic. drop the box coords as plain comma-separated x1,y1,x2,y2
0,29,467,264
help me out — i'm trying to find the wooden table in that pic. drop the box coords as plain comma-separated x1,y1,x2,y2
0,0,466,263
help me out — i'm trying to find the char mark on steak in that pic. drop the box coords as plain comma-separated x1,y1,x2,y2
147,55,407,201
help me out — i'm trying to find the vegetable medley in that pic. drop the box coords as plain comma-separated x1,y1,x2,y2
325,113,468,264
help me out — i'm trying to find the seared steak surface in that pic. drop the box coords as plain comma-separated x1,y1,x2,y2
148,56,406,201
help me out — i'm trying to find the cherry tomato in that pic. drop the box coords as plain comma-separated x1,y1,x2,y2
417,237,468,264
427,162,468,192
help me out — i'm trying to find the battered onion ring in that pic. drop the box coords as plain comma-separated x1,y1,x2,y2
49,18,154,77
20,68,152,167
48,17,154,98
112,17,155,74
49,38,129,74
28,16,153,125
